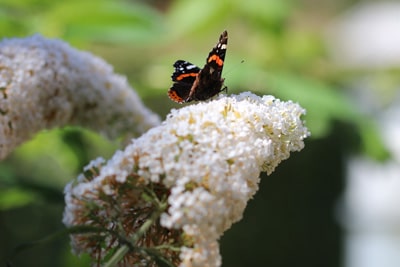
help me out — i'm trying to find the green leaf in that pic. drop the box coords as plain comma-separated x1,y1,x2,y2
358,120,390,161
165,0,227,37
233,0,292,28
34,0,163,43
0,188,36,210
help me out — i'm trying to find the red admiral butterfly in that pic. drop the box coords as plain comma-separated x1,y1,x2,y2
168,30,228,103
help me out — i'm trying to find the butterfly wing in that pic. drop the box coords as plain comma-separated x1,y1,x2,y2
168,82,192,103
205,30,228,73
168,60,201,103
186,30,228,101
171,60,201,82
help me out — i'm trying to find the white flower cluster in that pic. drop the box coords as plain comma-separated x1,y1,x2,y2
0,35,160,160
63,92,309,267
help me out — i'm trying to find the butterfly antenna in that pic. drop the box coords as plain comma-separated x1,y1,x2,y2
224,59,245,76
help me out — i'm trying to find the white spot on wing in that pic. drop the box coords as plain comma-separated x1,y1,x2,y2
186,65,197,70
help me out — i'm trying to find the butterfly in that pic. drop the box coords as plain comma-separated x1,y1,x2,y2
168,30,228,103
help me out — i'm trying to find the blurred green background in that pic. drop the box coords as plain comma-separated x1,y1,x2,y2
0,0,396,266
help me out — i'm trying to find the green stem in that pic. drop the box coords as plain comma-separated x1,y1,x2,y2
103,245,130,267
151,244,181,252
103,199,168,266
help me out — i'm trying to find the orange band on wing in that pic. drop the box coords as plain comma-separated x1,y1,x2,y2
208,55,224,66
176,73,198,81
